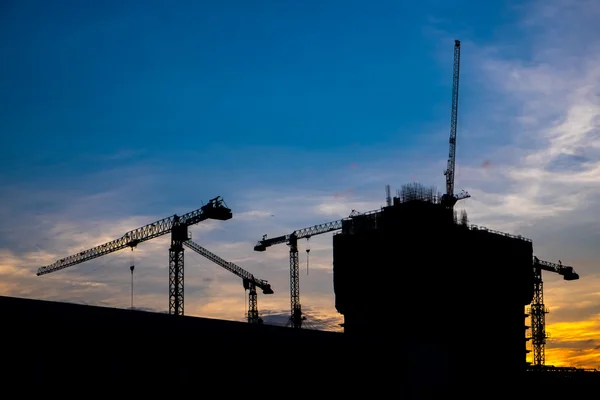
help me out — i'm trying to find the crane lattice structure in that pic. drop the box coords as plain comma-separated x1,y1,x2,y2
441,39,470,210
182,239,274,324
37,196,232,316
254,220,344,329
529,256,579,367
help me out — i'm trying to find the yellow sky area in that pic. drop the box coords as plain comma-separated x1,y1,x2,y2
542,318,600,369
531,275,600,369
193,296,250,321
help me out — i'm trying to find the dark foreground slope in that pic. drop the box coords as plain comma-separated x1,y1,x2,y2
2,295,598,397
1,295,355,394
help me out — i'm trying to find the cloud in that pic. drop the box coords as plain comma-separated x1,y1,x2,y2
430,2,599,242
333,189,354,198
234,210,274,221
545,317,600,368
424,0,600,368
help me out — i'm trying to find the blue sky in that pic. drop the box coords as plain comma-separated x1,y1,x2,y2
1,0,520,183
1,0,600,367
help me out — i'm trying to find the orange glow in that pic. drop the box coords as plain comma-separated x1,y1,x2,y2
529,318,600,369
2,245,599,368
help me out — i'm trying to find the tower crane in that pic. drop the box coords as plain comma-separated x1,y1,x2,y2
441,39,470,210
254,219,344,329
36,196,232,316
529,256,579,367
182,239,274,324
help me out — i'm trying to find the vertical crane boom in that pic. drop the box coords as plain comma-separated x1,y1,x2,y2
182,239,273,324
529,257,579,367
36,196,232,316
441,39,470,209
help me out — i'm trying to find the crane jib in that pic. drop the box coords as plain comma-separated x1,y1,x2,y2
36,196,231,276
182,239,272,293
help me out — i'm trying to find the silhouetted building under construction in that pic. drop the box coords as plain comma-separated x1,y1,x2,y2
333,183,535,387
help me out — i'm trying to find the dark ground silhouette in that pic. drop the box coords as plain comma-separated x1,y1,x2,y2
2,295,598,398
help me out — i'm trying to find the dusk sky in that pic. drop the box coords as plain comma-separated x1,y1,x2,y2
1,0,599,368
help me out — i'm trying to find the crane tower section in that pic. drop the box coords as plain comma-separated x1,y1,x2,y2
182,239,273,324
254,219,346,329
529,257,579,367
442,39,470,209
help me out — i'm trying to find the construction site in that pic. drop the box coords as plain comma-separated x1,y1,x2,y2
3,40,599,396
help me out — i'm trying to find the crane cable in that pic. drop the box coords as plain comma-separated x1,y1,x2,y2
129,248,135,310
306,237,310,275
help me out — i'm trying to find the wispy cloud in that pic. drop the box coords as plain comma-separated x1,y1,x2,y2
447,0,600,368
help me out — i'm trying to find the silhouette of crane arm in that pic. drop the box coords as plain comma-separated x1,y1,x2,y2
182,240,273,294
36,197,232,276
36,215,178,276
253,220,343,251
292,220,343,240
533,257,579,281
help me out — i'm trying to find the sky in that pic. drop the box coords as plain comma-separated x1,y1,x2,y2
1,0,599,369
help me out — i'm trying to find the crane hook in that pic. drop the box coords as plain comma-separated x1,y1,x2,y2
130,246,135,271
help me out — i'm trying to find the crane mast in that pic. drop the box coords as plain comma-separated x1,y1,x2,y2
529,257,579,367
442,39,470,209
182,239,273,324
37,196,232,316
254,219,344,328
